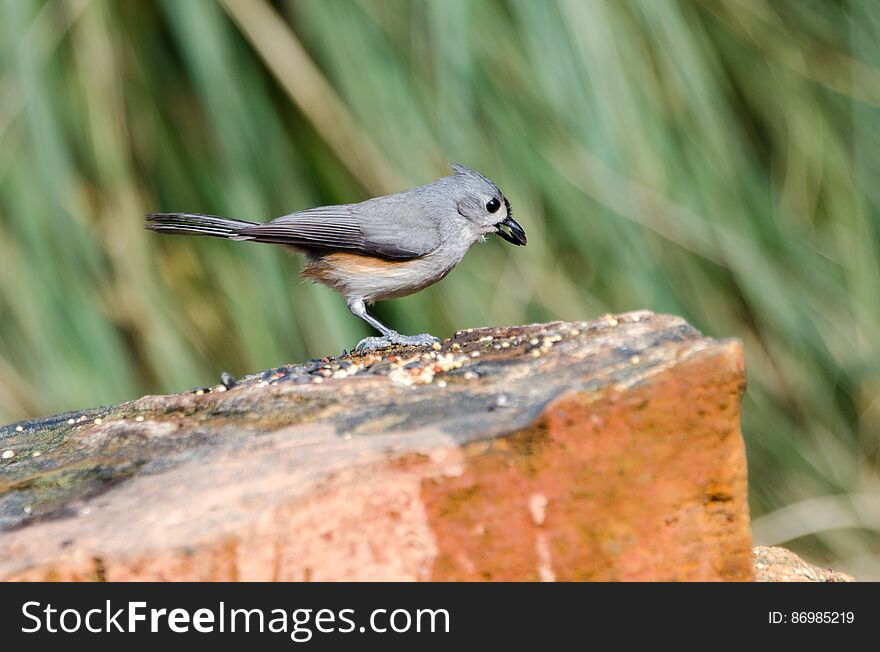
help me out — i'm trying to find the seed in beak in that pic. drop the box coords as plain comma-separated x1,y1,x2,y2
496,215,527,246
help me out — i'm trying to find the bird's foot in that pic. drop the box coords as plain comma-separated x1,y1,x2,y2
355,333,439,354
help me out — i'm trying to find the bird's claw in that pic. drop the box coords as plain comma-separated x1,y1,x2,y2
355,333,439,354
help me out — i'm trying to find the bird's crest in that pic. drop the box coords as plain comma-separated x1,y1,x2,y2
450,163,498,191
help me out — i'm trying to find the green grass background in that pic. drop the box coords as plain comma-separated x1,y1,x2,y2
2,0,879,576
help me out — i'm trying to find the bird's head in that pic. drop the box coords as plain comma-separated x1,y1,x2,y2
447,163,527,246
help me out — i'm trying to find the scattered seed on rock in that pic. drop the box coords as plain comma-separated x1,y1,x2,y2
32,451,41,457
135,416,144,422
463,371,479,380
94,418,103,425
67,418,75,425
15,425,23,432
2,450,14,459
431,341,442,351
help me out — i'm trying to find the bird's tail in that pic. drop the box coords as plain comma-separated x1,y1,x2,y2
145,213,259,240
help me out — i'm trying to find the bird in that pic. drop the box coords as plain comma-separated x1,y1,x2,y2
145,163,526,352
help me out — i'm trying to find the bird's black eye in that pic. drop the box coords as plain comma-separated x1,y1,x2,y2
486,198,501,213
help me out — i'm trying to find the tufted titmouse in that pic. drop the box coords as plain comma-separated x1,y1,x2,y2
145,163,526,352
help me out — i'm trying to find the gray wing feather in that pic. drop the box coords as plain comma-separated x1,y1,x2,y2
237,201,440,259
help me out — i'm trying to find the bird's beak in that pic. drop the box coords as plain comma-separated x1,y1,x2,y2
496,216,527,246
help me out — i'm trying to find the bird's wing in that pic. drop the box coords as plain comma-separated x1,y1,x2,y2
235,203,440,259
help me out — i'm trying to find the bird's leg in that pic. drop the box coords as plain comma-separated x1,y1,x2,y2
347,299,439,353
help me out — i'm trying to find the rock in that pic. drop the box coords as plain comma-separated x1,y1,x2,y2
0,311,751,581
753,546,854,582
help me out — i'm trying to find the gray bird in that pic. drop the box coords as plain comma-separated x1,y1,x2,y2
145,163,526,352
